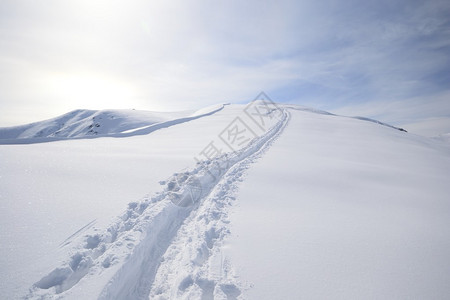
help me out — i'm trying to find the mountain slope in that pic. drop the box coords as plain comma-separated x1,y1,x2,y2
0,103,267,299
228,108,450,299
0,105,225,143
1,102,449,299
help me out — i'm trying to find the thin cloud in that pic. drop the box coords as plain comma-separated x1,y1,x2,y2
0,0,449,135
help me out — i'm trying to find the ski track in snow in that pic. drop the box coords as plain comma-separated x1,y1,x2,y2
25,107,290,300
147,110,290,300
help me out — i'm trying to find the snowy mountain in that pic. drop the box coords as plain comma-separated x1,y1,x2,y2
0,105,224,144
1,102,449,299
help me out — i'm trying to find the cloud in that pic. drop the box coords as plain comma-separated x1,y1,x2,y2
0,0,449,134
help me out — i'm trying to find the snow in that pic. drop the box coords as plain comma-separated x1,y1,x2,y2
0,105,224,144
228,109,450,299
0,104,231,299
1,102,449,299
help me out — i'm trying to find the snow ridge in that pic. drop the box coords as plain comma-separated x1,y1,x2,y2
25,107,289,299
283,104,407,132
0,105,225,145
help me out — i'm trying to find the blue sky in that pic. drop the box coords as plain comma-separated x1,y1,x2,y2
0,0,449,135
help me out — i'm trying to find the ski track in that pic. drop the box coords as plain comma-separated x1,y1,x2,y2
25,107,290,300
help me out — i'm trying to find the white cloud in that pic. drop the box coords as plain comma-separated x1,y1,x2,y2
0,0,449,132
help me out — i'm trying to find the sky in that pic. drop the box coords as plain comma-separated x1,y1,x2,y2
0,0,449,136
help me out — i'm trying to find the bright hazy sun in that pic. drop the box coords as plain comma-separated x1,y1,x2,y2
48,72,136,109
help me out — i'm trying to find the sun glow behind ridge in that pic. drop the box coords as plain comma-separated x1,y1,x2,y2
47,72,137,109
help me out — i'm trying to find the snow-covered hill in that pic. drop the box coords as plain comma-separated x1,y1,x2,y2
0,105,224,143
1,102,449,299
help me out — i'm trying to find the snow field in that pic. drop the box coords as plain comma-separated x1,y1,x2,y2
228,109,450,299
25,106,288,299
1,102,449,299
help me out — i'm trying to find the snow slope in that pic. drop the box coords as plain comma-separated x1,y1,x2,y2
0,103,229,299
0,104,224,144
1,102,449,299
0,102,278,299
228,108,450,299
